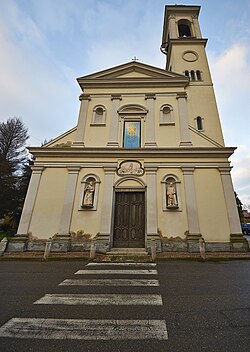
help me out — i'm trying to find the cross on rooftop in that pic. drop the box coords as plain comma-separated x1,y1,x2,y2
132,56,139,61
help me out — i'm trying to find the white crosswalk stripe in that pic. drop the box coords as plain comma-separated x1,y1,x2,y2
0,318,168,340
0,262,168,341
34,293,163,305
75,269,158,275
59,278,160,286
86,262,156,267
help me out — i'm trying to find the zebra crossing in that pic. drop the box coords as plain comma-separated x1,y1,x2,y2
0,261,168,341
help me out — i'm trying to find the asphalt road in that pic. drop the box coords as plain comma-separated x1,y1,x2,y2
0,260,249,352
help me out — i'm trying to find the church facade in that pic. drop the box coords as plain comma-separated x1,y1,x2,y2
15,5,247,253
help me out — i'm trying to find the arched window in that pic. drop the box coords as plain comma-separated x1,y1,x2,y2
195,116,204,131
196,70,202,80
91,105,106,125
184,70,189,77
190,70,196,80
79,174,101,211
160,104,175,125
178,19,192,37
161,175,182,211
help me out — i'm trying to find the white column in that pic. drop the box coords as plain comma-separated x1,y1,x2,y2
146,168,158,237
99,167,116,237
17,166,44,235
182,167,201,237
107,95,122,147
177,93,192,147
219,167,242,235
73,94,91,147
144,94,157,147
58,167,80,235
169,15,178,38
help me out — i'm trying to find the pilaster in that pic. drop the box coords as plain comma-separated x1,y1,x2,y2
182,167,201,252
146,167,161,252
58,167,80,236
177,93,192,147
17,166,44,235
168,15,178,38
144,94,157,147
192,15,202,38
73,94,91,147
219,167,248,251
107,94,122,147
97,167,116,252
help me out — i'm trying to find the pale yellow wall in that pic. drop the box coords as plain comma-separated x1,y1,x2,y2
187,86,225,146
157,169,188,238
83,97,111,147
154,96,181,147
169,44,213,84
117,71,151,78
194,168,230,241
45,129,76,147
70,168,105,237
29,168,68,239
77,92,186,148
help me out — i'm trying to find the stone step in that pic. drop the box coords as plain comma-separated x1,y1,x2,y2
107,248,148,256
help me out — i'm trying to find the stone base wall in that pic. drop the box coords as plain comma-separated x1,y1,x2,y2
2,236,249,255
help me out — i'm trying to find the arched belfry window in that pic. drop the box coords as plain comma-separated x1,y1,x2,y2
190,70,195,81
196,70,202,81
160,104,175,125
161,175,182,211
91,105,106,125
79,174,101,211
178,19,192,37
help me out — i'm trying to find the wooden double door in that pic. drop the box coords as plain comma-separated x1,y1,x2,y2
113,192,145,248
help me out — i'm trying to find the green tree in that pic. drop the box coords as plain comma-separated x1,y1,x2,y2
235,192,244,223
0,117,29,230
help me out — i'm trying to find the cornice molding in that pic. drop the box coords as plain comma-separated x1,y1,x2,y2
29,147,236,160
79,78,189,89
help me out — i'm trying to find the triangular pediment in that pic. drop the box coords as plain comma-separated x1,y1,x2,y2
77,61,189,90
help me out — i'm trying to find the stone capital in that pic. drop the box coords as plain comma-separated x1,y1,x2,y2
176,92,188,100
31,166,44,174
111,94,122,101
145,93,156,100
79,94,91,101
182,167,195,175
103,166,116,174
67,166,81,173
145,167,158,174
218,167,232,175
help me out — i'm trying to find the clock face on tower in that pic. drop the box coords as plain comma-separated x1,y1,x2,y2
182,51,199,62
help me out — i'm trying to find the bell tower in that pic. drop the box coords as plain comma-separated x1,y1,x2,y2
161,5,225,147
161,5,212,85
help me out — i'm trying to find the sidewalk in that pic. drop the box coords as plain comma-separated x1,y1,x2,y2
1,250,250,261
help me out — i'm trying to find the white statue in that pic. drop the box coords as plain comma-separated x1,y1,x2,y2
167,182,178,207
82,181,95,207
